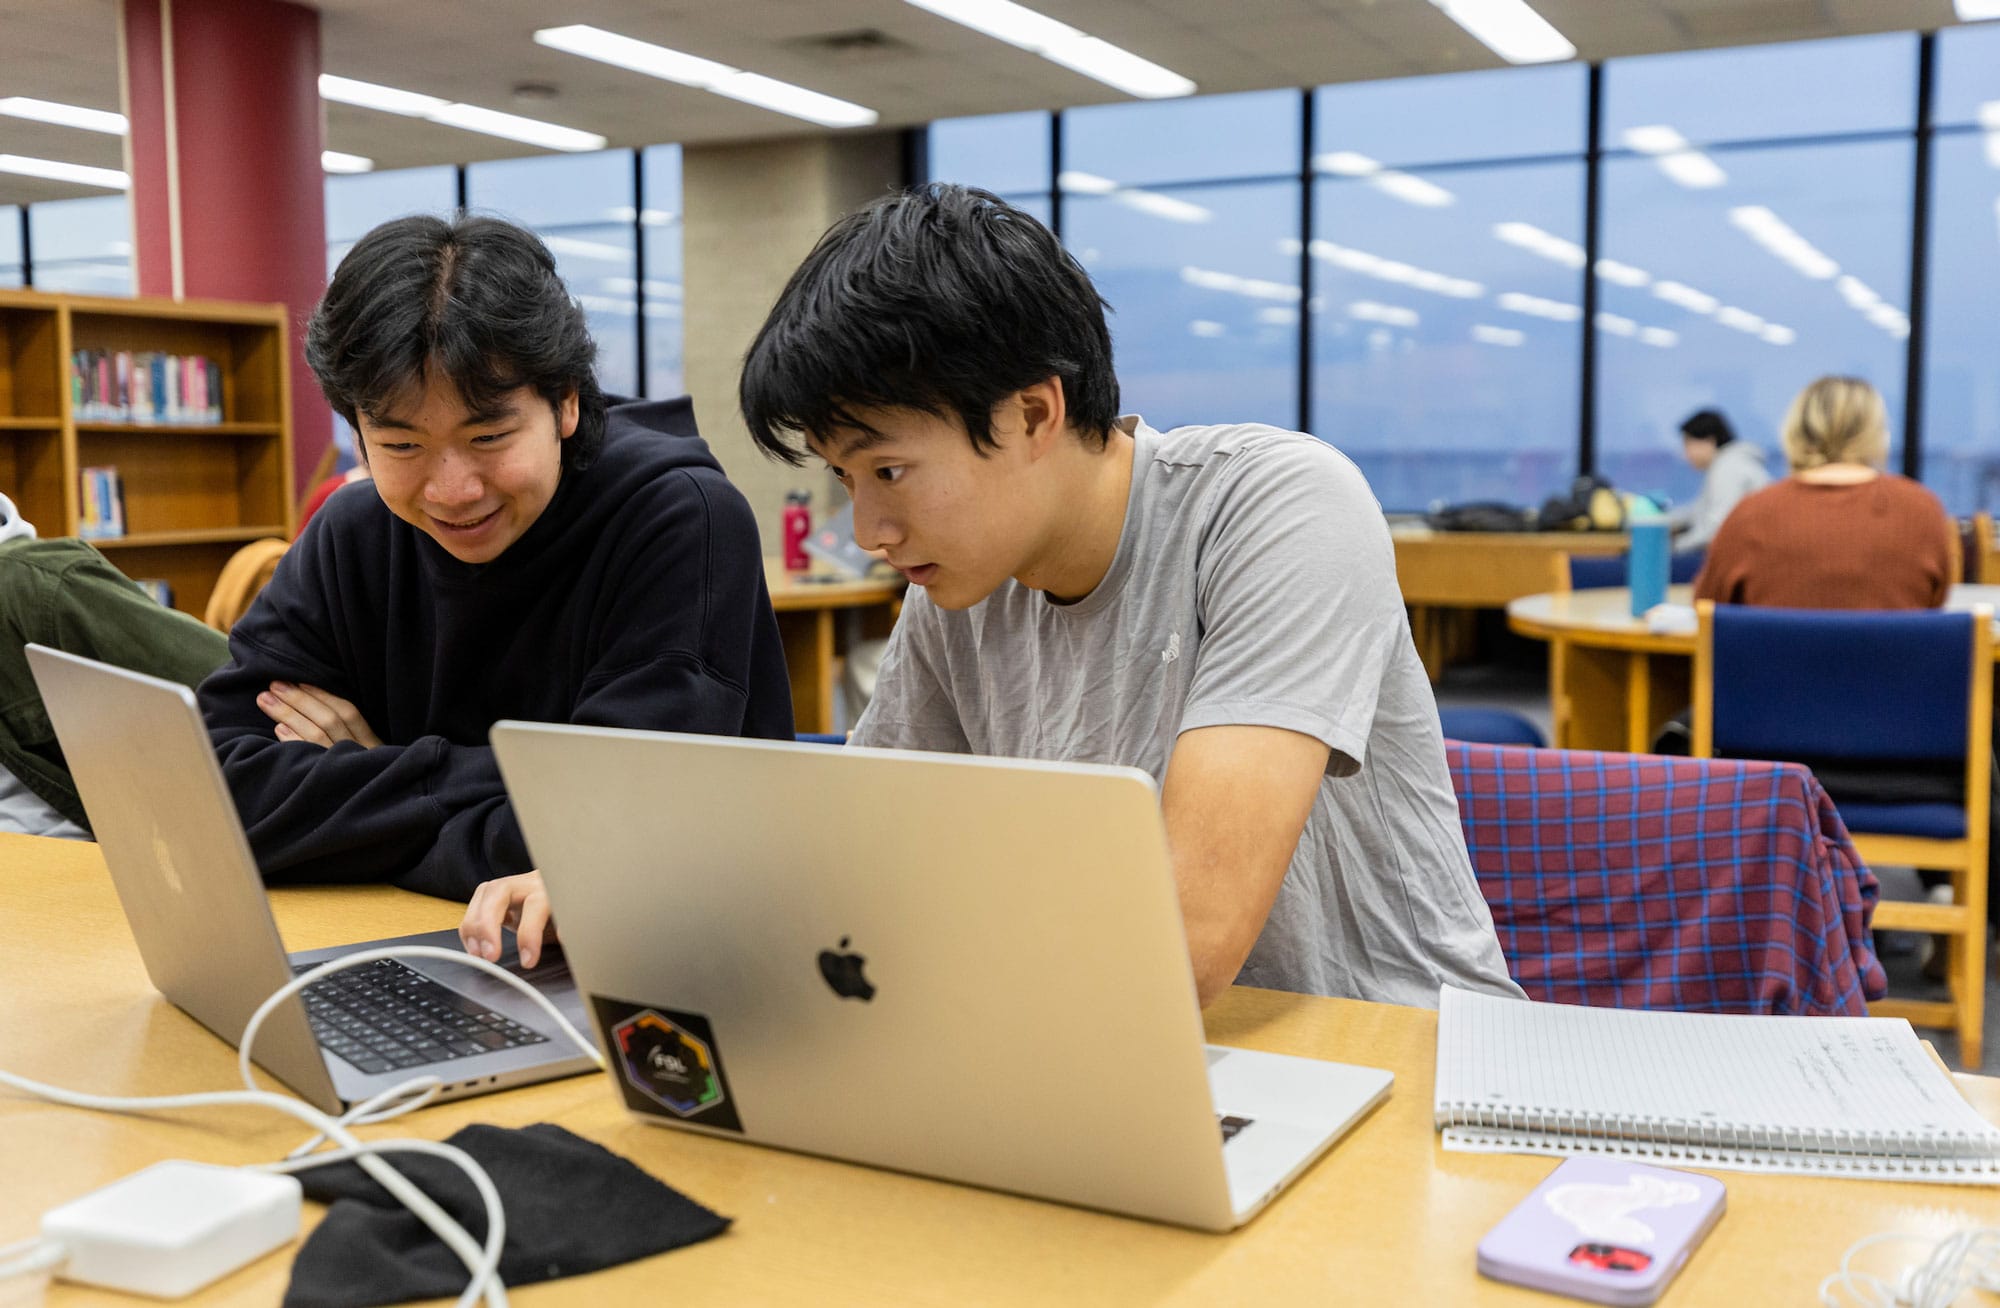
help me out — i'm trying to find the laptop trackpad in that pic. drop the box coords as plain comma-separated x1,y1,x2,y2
1207,1045,1393,1217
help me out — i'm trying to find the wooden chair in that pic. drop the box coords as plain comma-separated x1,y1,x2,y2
1692,599,1991,1067
1974,511,1996,586
203,538,290,634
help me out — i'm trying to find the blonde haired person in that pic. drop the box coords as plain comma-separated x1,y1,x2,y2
1693,376,1955,609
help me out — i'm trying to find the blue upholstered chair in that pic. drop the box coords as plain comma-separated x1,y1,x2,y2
1691,600,1992,1066
1437,707,1546,749
1565,548,1705,591
794,733,849,746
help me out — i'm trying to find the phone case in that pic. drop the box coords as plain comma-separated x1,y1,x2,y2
1476,1156,1726,1306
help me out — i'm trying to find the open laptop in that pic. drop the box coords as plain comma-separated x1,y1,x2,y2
26,645,597,1115
490,722,1393,1231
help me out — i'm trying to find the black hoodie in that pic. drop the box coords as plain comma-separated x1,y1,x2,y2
199,396,793,899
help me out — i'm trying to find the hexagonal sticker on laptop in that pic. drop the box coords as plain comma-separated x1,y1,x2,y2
593,997,743,1132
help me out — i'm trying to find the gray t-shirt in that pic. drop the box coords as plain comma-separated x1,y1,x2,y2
852,417,1523,1008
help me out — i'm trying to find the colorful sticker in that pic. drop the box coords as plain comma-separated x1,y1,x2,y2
591,997,743,1133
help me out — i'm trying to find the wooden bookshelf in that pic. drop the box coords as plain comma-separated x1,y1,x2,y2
0,288,294,618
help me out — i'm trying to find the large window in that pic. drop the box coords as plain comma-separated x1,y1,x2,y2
1067,178,1301,430
641,145,685,400
1596,36,1918,504
326,165,457,275
468,151,639,398
943,33,1978,514
1060,91,1301,430
1925,24,2000,512
0,207,20,288
28,195,132,295
927,110,1052,226
1312,67,1586,509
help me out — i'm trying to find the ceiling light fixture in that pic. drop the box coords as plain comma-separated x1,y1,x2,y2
1493,220,1586,269
1652,280,1719,314
1471,324,1526,347
1180,266,1301,302
1728,205,1839,280
1058,171,1211,223
1312,151,1457,207
1594,258,1651,288
1303,239,1485,299
1621,125,1728,189
534,25,878,128
0,154,128,189
321,151,374,174
0,97,126,134
1349,301,1420,327
900,0,1194,98
1496,290,1581,322
1426,0,1576,64
318,74,606,151
1954,0,2000,19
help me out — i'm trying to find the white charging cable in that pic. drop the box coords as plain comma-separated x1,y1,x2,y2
0,947,604,1307
1820,1227,2000,1307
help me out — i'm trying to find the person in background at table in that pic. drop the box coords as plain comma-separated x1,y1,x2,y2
202,214,794,935
1666,408,1769,553
740,184,1520,1009
1693,377,1955,609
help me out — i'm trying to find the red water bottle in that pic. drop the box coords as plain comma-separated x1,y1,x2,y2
782,490,812,572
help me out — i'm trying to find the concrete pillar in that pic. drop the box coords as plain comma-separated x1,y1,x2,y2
681,132,904,548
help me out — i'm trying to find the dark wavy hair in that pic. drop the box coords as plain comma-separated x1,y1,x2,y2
306,214,607,470
739,184,1118,465
1679,408,1735,447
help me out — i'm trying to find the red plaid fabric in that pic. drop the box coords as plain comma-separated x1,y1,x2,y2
1447,742,1887,1017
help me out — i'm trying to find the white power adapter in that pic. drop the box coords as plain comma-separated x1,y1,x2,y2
40,1161,301,1298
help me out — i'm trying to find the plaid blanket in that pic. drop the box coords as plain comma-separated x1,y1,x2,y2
1448,743,1887,1016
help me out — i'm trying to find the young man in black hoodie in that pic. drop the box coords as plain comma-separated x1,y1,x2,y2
200,215,792,943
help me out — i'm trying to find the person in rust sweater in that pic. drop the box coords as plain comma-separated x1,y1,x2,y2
1693,375,1956,608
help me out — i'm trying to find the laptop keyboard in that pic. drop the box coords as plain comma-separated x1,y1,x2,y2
295,958,548,1076
1219,1114,1253,1144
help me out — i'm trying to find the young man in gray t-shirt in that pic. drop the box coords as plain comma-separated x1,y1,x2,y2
736,185,1521,1011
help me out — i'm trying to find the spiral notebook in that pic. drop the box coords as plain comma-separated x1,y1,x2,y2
1434,987,2000,1184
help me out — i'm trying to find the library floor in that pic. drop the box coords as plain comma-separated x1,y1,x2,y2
1432,655,2000,1076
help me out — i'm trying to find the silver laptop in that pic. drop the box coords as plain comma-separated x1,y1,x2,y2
26,645,597,1115
491,722,1393,1231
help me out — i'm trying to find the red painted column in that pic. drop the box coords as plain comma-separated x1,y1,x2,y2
121,0,331,495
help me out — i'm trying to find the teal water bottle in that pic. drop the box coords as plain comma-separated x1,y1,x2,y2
1627,503,1669,617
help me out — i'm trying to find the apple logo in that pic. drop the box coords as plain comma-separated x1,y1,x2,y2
816,936,875,1001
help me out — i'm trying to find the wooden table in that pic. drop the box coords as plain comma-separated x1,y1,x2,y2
764,560,903,735
7,832,1998,1306
1508,583,2000,752
1391,526,1628,680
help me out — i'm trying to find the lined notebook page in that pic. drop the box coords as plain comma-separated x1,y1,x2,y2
1435,987,2000,1155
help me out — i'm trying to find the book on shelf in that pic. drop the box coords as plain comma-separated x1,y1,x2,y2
1434,985,2000,1184
132,578,174,608
69,348,225,425
76,466,125,540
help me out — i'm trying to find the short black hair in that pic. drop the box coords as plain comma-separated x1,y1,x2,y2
739,183,1119,466
306,213,607,471
1679,408,1735,447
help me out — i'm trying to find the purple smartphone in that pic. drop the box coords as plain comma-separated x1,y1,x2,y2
1477,1157,1726,1306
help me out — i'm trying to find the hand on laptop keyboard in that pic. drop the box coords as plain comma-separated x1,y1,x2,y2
460,870,557,967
